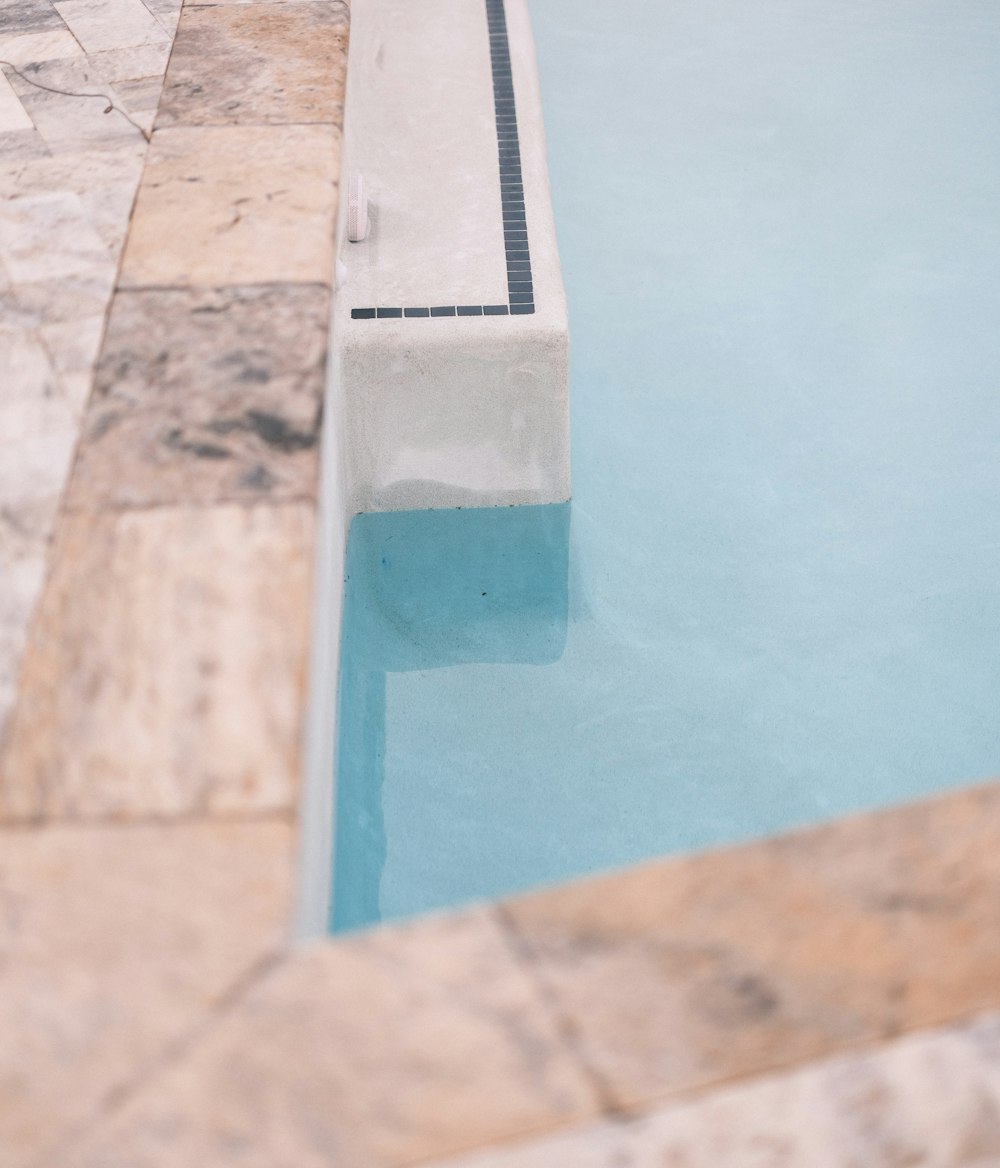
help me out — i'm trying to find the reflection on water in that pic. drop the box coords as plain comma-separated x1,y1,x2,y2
331,503,569,932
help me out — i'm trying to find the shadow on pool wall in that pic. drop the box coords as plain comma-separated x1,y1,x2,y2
331,503,570,932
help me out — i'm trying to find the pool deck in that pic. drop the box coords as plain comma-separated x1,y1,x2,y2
4,2,1000,1164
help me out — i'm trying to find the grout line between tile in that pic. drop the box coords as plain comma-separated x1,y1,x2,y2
29,946,288,1168
491,902,624,1121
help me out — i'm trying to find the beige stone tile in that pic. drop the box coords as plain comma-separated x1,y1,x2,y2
0,27,82,64
157,2,347,127
0,190,112,282
0,71,34,132
66,909,600,1168
433,1013,1000,1168
54,0,169,52
503,783,1000,1114
0,818,294,1168
69,285,328,509
120,125,340,288
0,502,314,822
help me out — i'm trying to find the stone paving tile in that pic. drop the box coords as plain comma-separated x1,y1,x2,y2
0,0,68,35
119,124,340,288
158,2,347,127
0,27,82,63
69,285,330,508
87,40,172,82
502,783,1000,1115
64,911,601,1168
0,0,177,742
0,503,315,822
432,1012,1000,1168
0,329,80,495
0,818,294,1168
0,71,33,131
0,126,51,161
4,61,147,150
0,189,111,281
0,499,51,746
54,0,169,53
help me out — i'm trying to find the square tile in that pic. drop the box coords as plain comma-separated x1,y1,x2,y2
53,0,168,53
0,69,34,132
157,2,347,127
503,786,1000,1113
70,285,329,508
0,190,111,282
65,911,599,1168
0,27,81,64
0,819,294,1168
119,125,340,287
0,503,315,821
0,0,66,36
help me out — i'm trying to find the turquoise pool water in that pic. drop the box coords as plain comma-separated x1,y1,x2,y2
331,0,1000,932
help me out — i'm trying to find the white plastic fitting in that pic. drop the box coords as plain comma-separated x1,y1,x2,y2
347,174,370,242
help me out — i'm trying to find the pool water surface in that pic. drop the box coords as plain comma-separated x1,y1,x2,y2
331,0,1000,931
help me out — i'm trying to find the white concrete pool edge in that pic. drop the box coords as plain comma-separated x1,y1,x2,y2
294,0,570,936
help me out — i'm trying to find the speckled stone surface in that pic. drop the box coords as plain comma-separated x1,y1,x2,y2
9,2,1000,1166
65,911,600,1168
0,819,294,1168
431,1012,1000,1168
157,2,348,127
68,285,330,508
0,503,314,822
501,782,1000,1114
0,0,178,741
119,124,340,287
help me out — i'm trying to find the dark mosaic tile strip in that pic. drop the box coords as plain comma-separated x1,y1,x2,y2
351,0,535,322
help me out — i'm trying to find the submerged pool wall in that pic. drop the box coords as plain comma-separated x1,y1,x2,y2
295,0,571,935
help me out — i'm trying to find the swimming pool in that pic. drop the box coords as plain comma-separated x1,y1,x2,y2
328,0,1000,932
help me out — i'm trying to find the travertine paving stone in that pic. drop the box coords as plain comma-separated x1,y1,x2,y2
69,285,331,508
1,0,68,35
503,783,1000,1113
0,503,314,822
158,2,348,127
54,0,169,53
0,819,294,1168
119,125,340,287
0,190,111,283
65,911,600,1168
432,1013,1000,1168
0,0,180,739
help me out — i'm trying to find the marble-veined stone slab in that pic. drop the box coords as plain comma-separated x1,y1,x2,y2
432,1012,1000,1168
0,71,33,132
502,781,1000,1114
0,503,314,822
0,190,110,282
68,285,330,508
119,125,339,288
0,819,294,1168
62,909,600,1168
157,2,347,127
53,0,169,53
